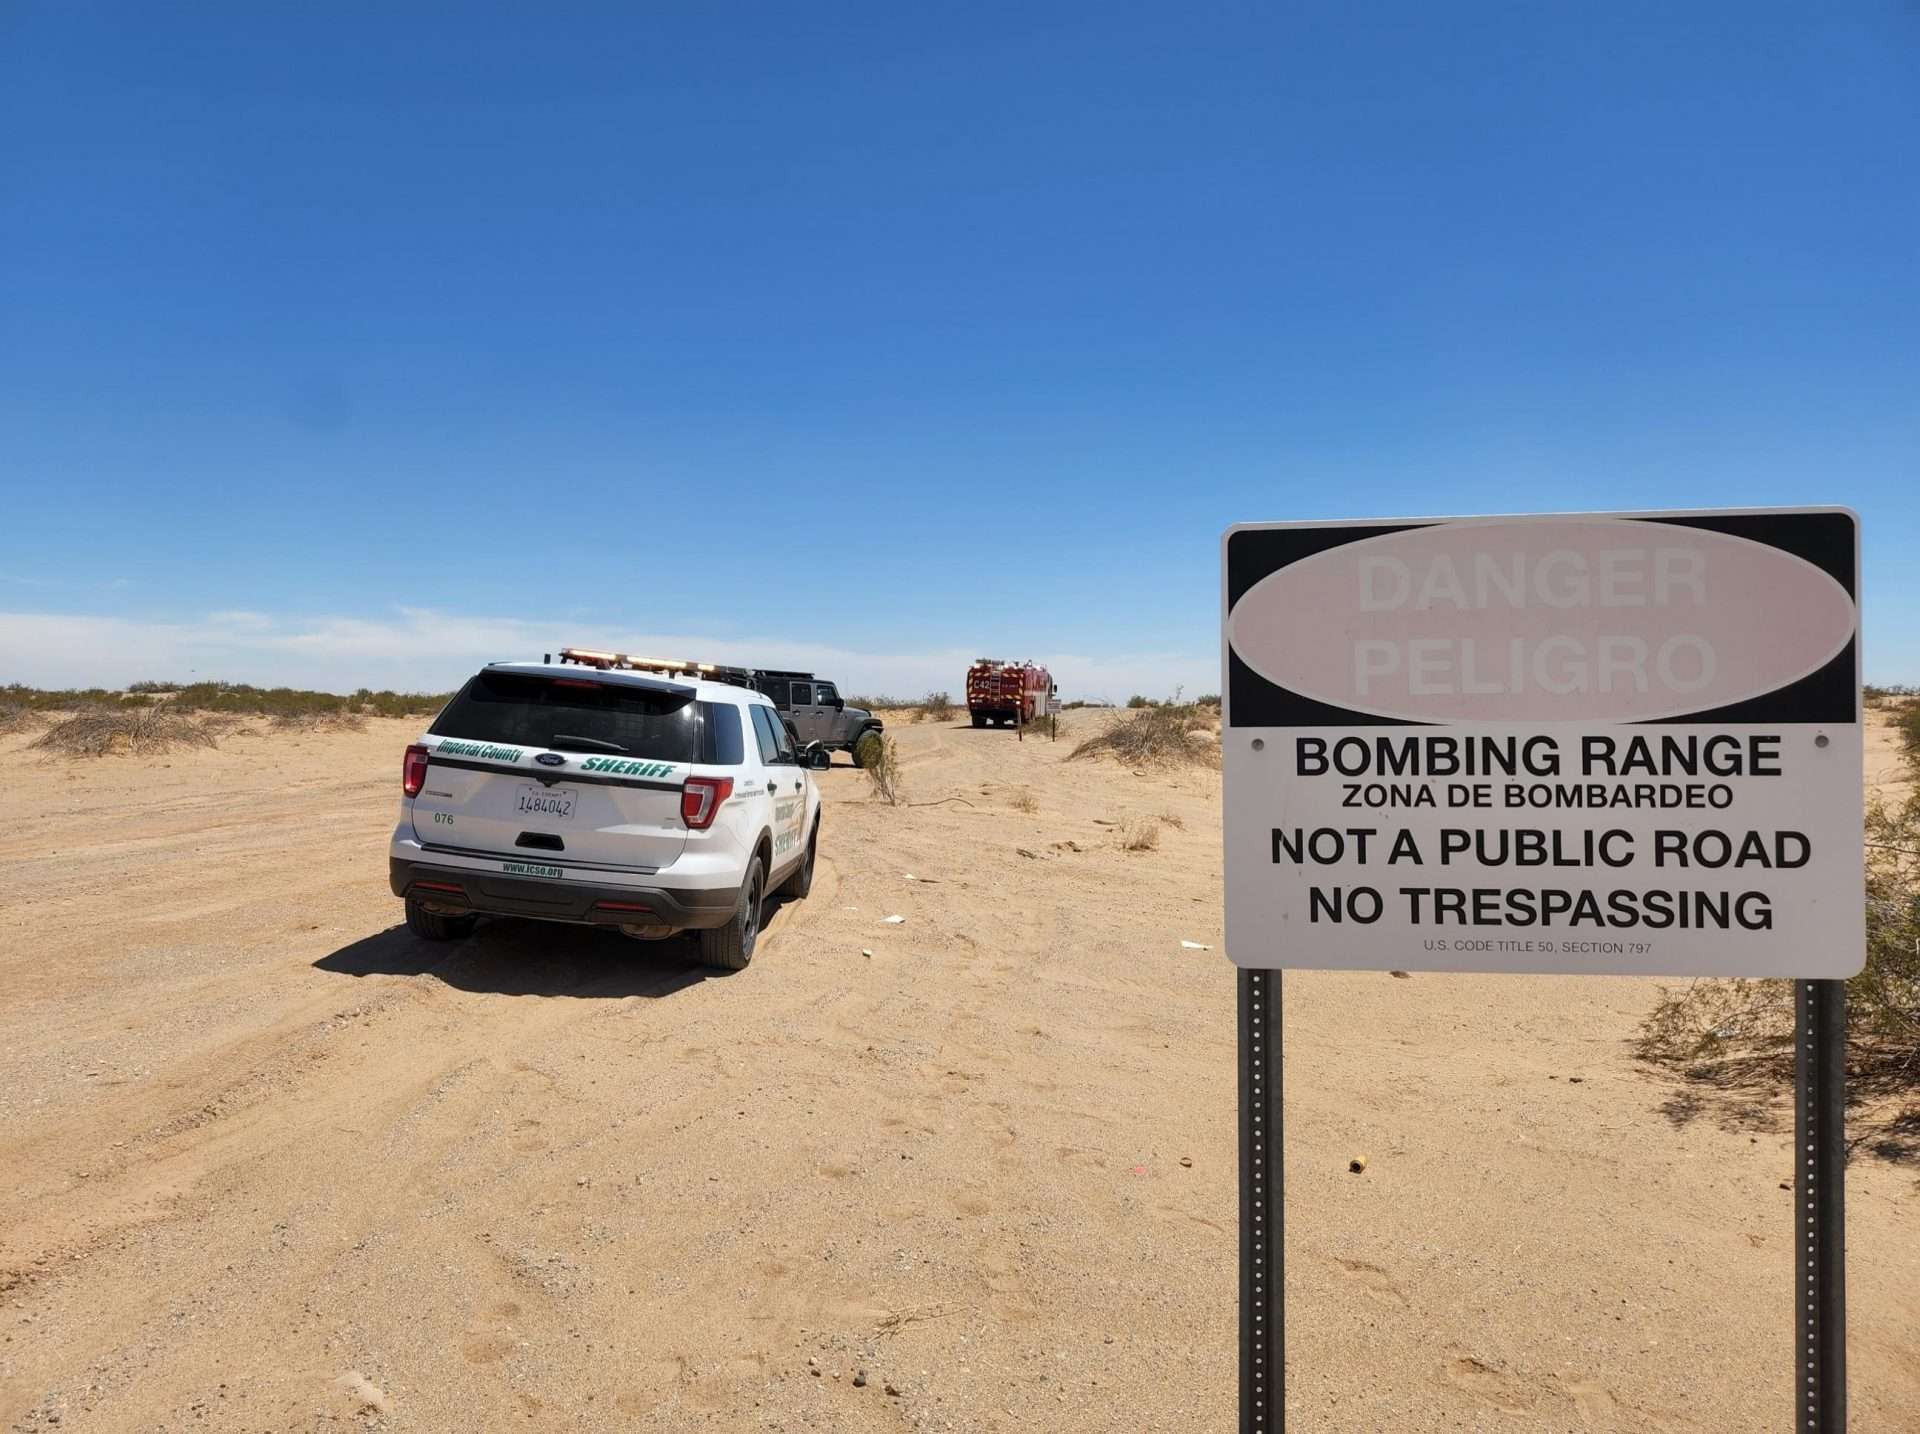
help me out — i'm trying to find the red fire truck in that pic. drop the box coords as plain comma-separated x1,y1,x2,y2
965,659,1054,728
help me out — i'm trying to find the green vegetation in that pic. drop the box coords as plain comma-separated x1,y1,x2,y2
3,681,449,720
916,690,954,723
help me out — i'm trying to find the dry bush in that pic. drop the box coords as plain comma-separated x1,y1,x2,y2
860,731,903,806
917,690,954,723
1640,787,1920,1155
1157,810,1186,829
1896,701,1920,759
30,707,219,758
1119,817,1161,851
1010,788,1038,814
1070,702,1216,769
0,704,46,735
270,710,368,733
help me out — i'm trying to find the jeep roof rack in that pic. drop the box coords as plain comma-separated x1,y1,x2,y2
556,646,757,689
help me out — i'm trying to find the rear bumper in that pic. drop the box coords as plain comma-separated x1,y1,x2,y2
390,858,740,929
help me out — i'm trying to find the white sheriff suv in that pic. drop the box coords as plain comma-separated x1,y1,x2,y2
388,654,826,969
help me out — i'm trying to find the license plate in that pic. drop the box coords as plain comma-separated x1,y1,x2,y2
515,785,577,821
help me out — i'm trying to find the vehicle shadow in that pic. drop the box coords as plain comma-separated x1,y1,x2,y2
314,920,715,1000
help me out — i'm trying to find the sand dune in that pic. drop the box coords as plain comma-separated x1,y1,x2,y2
0,709,1914,1431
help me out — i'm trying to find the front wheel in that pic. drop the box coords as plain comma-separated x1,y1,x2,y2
699,857,764,971
406,894,477,941
970,712,986,728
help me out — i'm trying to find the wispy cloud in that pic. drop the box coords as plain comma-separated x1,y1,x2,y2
0,607,1213,702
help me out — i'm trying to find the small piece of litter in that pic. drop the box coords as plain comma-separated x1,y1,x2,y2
1389,970,1411,979
861,949,874,958
882,915,906,925
1349,1155,1369,1174
1180,940,1212,950
1179,1156,1193,1168
904,874,917,881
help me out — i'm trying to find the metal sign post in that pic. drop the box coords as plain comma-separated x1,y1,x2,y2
1238,969,1281,1432
1795,979,1848,1433
1239,981,1852,1434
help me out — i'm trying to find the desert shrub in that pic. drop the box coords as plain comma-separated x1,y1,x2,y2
0,703,46,735
860,731,902,805
29,707,219,758
1640,787,1920,1146
1,681,450,720
270,710,368,733
845,694,911,713
1125,694,1153,709
1897,702,1920,758
917,690,953,722
1194,693,1222,708
3,684,122,711
1070,702,1216,769
1119,817,1161,851
1010,788,1038,814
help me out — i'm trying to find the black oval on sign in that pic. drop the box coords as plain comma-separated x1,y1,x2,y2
534,752,566,766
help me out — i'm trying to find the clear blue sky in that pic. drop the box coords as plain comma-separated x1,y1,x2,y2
3,2,1915,697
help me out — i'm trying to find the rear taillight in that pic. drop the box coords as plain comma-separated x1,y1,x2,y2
680,776,734,829
402,743,429,797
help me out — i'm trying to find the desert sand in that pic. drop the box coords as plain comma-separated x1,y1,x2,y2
1,709,1915,1432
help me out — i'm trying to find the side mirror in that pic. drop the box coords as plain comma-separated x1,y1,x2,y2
805,744,832,771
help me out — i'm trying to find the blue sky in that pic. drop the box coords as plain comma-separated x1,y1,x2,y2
3,2,1915,698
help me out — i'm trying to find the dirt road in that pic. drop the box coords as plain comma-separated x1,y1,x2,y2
2,712,1916,1431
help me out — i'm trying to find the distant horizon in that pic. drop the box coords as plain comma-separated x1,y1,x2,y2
0,606,1219,706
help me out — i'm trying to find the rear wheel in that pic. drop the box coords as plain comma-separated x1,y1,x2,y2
699,857,763,971
405,894,477,941
970,712,986,729
852,730,884,768
779,821,818,899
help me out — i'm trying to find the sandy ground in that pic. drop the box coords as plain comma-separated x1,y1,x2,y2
1,709,1916,1433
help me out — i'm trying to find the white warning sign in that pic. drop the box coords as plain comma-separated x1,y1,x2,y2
1220,509,1863,976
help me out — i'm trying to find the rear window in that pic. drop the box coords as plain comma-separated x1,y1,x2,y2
432,671,699,761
